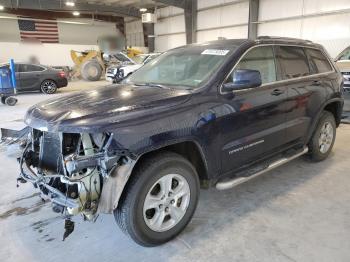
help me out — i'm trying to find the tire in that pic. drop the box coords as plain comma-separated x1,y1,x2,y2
81,60,103,81
4,97,17,106
114,151,200,247
1,97,6,105
308,111,336,162
40,80,57,94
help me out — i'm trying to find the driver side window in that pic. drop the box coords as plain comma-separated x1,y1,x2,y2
226,46,277,85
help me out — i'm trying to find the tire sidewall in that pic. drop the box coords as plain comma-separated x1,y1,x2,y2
81,61,102,81
128,157,199,246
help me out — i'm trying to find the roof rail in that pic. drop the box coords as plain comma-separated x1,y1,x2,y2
257,36,313,43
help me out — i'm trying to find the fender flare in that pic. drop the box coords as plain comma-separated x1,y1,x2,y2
136,138,211,179
305,97,344,143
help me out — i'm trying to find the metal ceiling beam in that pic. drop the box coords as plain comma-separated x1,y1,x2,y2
153,0,186,9
1,0,141,17
248,0,259,39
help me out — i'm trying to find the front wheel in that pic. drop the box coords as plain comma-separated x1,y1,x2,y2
308,111,336,161
41,80,57,94
5,96,17,106
114,152,200,247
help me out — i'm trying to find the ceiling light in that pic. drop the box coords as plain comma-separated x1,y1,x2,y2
73,11,80,16
140,8,147,12
66,1,75,6
0,5,4,11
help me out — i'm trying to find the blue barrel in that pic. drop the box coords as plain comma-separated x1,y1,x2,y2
0,65,15,96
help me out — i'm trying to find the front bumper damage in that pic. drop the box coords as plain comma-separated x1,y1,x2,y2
1,127,136,240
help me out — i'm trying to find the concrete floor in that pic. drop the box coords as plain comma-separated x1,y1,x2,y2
0,81,350,262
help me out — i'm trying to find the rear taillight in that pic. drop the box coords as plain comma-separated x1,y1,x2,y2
58,71,66,78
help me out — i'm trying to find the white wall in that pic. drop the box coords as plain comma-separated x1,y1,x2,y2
0,15,120,66
0,42,98,67
258,0,350,57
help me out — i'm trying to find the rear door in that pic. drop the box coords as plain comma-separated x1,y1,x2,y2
18,64,45,91
276,45,330,145
220,45,289,174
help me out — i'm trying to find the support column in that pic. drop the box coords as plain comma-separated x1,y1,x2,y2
248,0,259,40
143,23,155,52
184,0,197,44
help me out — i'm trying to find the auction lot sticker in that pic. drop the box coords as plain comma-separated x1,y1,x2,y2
201,49,230,56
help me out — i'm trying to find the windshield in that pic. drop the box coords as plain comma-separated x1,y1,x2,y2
132,54,149,64
114,52,133,63
125,46,235,89
336,47,350,61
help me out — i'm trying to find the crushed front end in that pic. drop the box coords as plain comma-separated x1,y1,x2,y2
1,127,136,239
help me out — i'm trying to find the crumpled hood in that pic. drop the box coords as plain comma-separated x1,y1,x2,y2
25,84,192,133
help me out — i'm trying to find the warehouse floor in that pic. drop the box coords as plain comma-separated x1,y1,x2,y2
0,81,350,262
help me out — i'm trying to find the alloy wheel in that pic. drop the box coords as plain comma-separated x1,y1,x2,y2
143,174,191,232
319,121,334,154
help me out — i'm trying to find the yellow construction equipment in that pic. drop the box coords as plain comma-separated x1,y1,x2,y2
70,35,143,81
70,50,105,81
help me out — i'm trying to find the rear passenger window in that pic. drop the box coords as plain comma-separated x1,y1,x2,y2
26,65,44,72
277,46,310,79
234,46,276,84
306,48,333,73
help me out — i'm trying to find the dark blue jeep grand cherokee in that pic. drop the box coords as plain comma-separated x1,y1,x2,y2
3,37,343,246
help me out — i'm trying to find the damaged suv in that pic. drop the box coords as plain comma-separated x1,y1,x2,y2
1,37,343,247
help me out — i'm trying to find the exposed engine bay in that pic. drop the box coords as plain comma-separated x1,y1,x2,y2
1,127,136,240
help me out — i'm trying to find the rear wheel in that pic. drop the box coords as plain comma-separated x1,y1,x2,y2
308,111,336,161
114,152,199,247
41,80,57,94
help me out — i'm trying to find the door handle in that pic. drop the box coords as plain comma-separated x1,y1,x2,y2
271,89,284,96
313,80,322,86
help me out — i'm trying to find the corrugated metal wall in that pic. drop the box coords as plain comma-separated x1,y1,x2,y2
153,0,350,57
125,18,145,47
154,6,186,51
258,0,350,57
154,1,249,52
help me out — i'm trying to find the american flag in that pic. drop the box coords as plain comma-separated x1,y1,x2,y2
18,18,59,43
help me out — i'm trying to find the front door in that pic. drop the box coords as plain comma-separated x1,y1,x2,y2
219,45,289,174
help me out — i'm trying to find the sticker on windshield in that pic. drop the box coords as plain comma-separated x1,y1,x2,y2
201,49,230,56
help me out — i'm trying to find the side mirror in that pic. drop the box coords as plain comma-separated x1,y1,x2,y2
223,69,262,91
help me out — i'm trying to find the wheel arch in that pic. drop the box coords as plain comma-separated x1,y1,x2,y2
113,139,208,211
306,98,343,142
134,140,210,182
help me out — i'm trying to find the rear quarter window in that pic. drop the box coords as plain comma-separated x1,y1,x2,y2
305,48,333,73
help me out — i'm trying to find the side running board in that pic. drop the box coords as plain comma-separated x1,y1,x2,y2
216,147,308,190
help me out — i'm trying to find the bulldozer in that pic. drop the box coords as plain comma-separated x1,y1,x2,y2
70,35,143,81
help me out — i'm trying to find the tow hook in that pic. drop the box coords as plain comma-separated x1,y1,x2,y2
63,218,75,241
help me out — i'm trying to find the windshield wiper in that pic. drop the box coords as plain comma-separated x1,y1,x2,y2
134,83,171,89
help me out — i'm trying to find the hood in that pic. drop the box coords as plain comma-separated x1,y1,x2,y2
25,84,192,133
